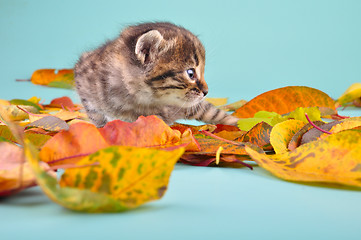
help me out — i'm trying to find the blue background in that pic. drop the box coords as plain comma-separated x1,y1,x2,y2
1,1,361,239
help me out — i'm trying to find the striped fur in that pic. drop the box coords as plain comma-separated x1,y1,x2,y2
75,22,239,127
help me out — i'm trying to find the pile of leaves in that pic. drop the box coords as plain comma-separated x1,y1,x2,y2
2,68,361,213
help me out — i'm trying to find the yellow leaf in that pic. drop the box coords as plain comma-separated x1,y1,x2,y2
61,145,184,209
0,99,10,106
336,83,361,107
0,105,38,121
270,119,305,154
27,96,41,104
246,130,361,188
320,119,361,138
25,138,185,212
205,97,228,106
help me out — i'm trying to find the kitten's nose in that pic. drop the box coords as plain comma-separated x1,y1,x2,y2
197,76,208,97
202,89,208,96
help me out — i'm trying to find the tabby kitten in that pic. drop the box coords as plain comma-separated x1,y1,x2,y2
75,22,239,127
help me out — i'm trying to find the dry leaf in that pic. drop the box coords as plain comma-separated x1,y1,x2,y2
270,119,305,154
246,130,361,188
336,83,361,107
26,116,69,131
205,97,228,106
219,100,247,112
233,86,336,118
40,116,185,167
236,121,273,150
26,139,184,212
288,121,325,151
31,69,74,88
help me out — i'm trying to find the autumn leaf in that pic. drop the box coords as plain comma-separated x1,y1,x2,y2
0,142,54,196
39,116,186,166
99,116,180,147
10,99,42,111
205,97,228,106
236,121,273,150
326,118,361,135
270,119,305,154
179,128,201,152
288,121,324,151
233,86,336,118
237,107,322,131
0,105,39,121
237,111,278,131
30,69,74,89
180,153,253,168
39,122,109,165
301,121,340,145
219,99,247,112
45,96,81,111
26,139,184,212
246,130,361,188
336,83,361,107
26,116,70,132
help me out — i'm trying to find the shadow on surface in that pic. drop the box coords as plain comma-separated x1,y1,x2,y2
254,166,361,192
0,186,51,206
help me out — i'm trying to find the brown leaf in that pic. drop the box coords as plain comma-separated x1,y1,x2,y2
180,153,252,168
26,115,69,131
288,121,325,151
301,121,340,145
236,121,272,150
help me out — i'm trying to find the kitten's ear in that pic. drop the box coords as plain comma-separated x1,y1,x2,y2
135,30,163,64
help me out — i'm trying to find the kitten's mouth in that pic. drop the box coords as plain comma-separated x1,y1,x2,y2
181,95,204,108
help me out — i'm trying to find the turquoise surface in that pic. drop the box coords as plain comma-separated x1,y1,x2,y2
1,1,361,239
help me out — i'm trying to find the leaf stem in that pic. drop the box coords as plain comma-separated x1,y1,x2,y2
15,79,31,82
305,113,331,134
49,162,99,171
200,130,245,146
16,105,40,116
47,153,91,165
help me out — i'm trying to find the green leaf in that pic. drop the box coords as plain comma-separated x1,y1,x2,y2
47,81,74,89
9,99,42,111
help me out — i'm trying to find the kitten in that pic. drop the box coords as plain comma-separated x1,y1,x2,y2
74,22,239,127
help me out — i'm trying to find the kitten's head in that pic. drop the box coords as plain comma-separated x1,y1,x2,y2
128,22,208,108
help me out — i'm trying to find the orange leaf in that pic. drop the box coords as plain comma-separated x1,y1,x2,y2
233,86,336,118
39,116,184,167
39,122,109,165
236,121,272,150
31,69,74,86
196,138,248,155
45,96,81,111
179,128,201,152
99,116,181,147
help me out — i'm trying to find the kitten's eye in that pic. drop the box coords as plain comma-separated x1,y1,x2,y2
186,68,196,81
